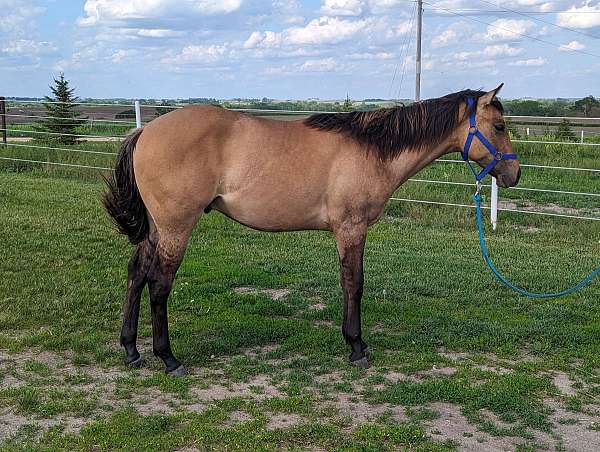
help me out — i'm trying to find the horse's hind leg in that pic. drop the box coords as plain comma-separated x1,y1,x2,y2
147,228,193,375
120,238,156,367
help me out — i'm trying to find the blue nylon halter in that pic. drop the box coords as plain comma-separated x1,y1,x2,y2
463,97,599,298
462,97,517,182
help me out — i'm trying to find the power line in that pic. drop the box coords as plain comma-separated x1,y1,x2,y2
388,1,417,101
474,0,599,40
397,3,418,101
435,8,600,14
423,1,600,59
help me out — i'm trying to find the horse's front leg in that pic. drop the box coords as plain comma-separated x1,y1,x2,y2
334,221,370,368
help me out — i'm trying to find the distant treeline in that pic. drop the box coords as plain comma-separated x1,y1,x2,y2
8,95,599,117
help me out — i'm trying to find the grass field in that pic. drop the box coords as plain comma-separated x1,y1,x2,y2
0,137,599,450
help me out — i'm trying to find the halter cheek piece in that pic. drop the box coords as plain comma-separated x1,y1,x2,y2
462,97,518,183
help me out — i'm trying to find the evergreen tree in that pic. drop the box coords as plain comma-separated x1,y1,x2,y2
36,73,81,144
556,119,575,141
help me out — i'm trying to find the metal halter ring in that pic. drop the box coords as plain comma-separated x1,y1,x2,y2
475,181,483,195
469,126,477,134
494,152,503,161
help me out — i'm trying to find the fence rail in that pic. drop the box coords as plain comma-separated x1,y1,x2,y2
1,99,599,225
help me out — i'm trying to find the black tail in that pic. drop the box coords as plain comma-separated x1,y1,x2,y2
103,128,148,244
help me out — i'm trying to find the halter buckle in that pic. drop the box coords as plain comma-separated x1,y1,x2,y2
494,152,503,161
469,126,477,134
475,181,483,196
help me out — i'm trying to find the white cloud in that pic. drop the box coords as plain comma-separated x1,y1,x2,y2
79,0,243,26
265,56,345,75
482,44,523,57
287,16,368,44
509,57,546,66
111,49,138,63
299,57,338,71
450,44,522,61
136,29,184,38
559,40,585,52
321,0,364,16
348,51,394,60
367,0,405,12
0,1,54,66
162,44,230,65
557,3,600,29
432,28,459,48
483,19,535,41
0,0,45,34
1,39,56,56
244,16,368,48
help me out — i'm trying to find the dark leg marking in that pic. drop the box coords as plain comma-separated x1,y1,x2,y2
120,239,155,367
147,242,187,375
336,225,369,367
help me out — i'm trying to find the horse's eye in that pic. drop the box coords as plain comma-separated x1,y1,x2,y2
495,123,506,132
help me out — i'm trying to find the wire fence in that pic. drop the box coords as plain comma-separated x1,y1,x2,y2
1,99,599,223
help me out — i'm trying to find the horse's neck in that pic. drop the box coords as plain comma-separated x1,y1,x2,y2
385,137,460,191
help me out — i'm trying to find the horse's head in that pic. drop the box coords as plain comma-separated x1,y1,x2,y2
462,84,521,188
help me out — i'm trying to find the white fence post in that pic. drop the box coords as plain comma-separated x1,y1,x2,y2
491,177,498,231
526,127,530,137
134,100,142,129
581,130,584,143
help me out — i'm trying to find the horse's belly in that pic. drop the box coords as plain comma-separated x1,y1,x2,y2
211,192,329,232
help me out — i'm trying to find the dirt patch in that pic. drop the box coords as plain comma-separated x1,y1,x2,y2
330,393,408,424
0,410,30,442
436,349,470,362
314,320,335,327
548,400,600,451
134,389,177,415
233,286,290,300
383,371,411,383
425,403,540,451
417,366,457,378
551,372,578,396
266,413,305,430
191,375,284,402
474,364,511,375
225,410,253,426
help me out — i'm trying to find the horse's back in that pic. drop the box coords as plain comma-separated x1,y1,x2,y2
132,104,379,233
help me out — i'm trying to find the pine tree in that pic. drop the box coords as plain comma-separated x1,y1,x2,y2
36,73,81,145
556,119,575,141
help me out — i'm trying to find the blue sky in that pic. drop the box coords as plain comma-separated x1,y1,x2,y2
2,0,600,100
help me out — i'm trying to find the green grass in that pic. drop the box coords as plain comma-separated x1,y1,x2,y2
5,122,133,139
0,143,598,449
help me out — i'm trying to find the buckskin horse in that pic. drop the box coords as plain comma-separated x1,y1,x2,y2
104,85,521,375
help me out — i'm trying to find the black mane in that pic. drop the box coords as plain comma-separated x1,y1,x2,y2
304,89,503,160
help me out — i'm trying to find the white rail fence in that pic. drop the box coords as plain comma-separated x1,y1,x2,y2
1,99,599,225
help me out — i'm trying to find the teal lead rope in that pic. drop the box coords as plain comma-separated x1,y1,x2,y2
473,193,600,298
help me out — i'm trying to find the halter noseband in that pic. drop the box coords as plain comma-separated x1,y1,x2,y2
462,97,517,183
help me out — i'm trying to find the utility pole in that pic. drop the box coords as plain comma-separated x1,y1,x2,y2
0,97,6,146
415,0,423,102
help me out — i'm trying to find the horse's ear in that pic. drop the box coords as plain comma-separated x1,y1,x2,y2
479,83,504,106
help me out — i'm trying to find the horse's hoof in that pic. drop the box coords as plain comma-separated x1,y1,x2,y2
351,356,371,369
166,365,187,377
125,355,144,368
